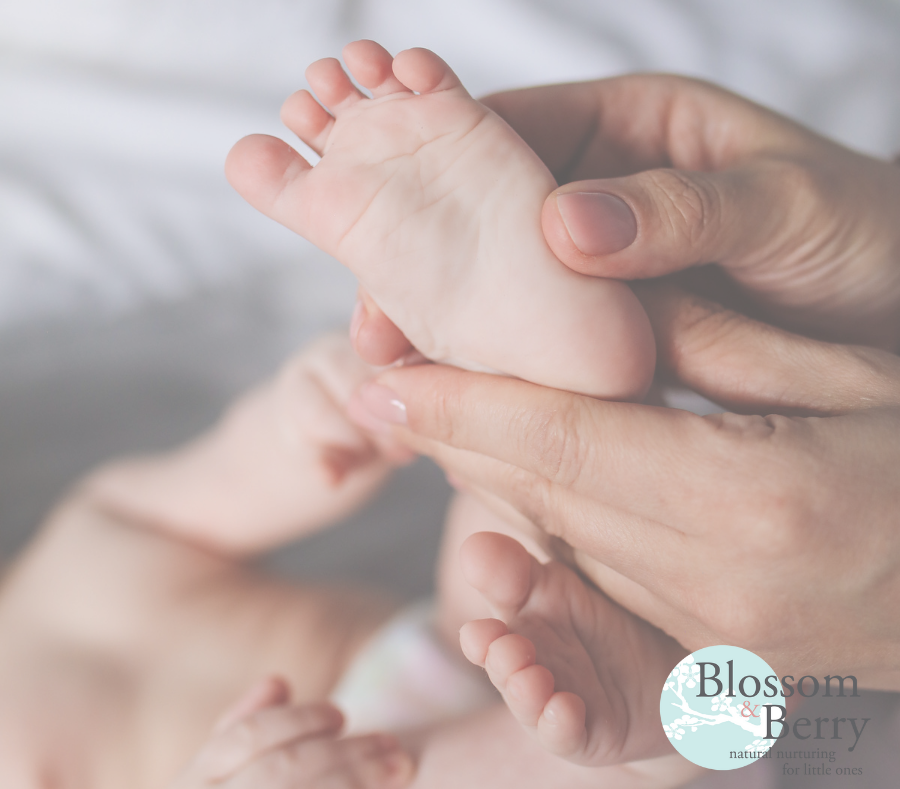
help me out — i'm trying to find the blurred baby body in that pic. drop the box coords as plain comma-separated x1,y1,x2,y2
0,333,497,788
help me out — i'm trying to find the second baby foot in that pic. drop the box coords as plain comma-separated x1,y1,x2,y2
459,532,684,767
226,41,655,400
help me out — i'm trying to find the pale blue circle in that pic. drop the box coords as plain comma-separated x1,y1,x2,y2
659,645,784,771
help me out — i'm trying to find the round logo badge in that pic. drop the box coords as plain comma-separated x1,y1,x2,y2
660,645,783,770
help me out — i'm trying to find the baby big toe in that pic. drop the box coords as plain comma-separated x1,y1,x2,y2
280,90,334,155
225,134,312,225
460,532,534,616
391,47,464,94
538,692,588,757
305,57,366,114
343,40,410,97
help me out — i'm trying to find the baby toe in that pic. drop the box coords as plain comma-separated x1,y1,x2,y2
459,618,509,666
280,90,334,156
505,663,556,726
391,47,465,94
483,632,536,687
538,692,588,758
343,40,411,97
225,134,312,225
306,57,366,113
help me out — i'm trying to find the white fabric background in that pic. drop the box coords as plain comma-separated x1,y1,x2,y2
2,0,900,328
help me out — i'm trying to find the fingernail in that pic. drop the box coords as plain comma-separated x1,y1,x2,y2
359,382,407,426
349,298,366,344
556,192,637,256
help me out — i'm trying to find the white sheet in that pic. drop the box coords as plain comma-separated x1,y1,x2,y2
2,0,900,329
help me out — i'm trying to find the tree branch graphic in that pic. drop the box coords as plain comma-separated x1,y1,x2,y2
662,655,774,751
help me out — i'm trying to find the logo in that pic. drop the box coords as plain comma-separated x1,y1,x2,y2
660,645,783,770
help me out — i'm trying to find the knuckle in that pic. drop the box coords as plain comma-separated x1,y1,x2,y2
502,465,554,524
643,168,721,251
750,419,816,554
428,374,468,445
517,400,589,488
702,413,815,555
753,482,814,557
701,411,778,444
495,462,568,540
765,158,838,232
774,158,826,204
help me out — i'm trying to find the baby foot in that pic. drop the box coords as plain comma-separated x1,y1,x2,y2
226,41,655,400
459,532,684,767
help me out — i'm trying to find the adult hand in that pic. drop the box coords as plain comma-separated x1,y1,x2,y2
352,74,900,363
349,283,900,687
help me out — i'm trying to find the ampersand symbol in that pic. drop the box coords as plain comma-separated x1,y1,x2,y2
740,701,760,718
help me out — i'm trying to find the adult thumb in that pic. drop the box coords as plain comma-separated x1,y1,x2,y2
542,165,787,280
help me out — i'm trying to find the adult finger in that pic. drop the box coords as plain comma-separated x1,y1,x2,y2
361,303,899,533
385,421,693,590
636,283,900,413
357,365,741,534
481,74,795,184
487,75,852,284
